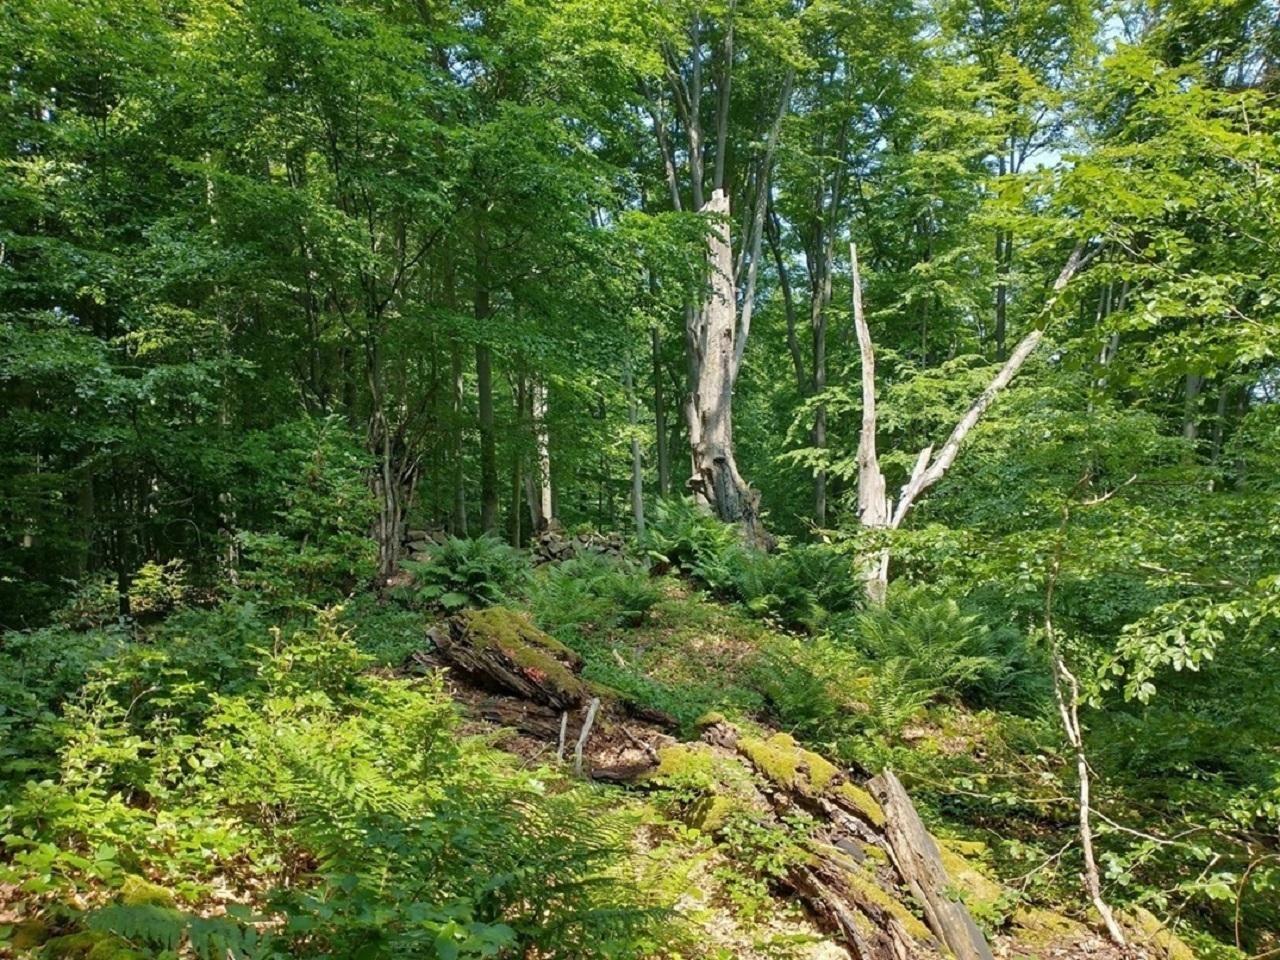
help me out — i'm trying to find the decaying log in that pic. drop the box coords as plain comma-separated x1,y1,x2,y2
428,608,590,710
869,770,995,960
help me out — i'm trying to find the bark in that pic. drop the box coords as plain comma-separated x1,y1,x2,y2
849,244,890,602
686,189,768,546
624,354,646,537
510,442,523,547
531,377,552,529
1182,373,1204,445
870,771,995,960
450,341,468,536
477,342,498,534
766,201,806,393
367,335,418,578
652,325,672,496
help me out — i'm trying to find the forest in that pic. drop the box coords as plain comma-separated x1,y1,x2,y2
1,0,1278,957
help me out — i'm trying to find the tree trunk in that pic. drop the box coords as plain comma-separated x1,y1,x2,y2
811,246,832,529
625,354,646,537
652,325,671,496
450,341,468,536
477,341,498,534
849,244,890,603
1182,373,1204,445
686,189,768,546
531,377,552,529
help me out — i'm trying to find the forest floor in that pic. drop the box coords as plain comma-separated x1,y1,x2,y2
409,580,1195,960
0,567,1217,960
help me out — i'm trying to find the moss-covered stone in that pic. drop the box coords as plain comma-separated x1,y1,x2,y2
844,866,932,941
120,873,176,908
835,782,886,828
1124,906,1196,960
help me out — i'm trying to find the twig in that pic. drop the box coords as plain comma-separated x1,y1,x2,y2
621,725,659,763
556,711,569,761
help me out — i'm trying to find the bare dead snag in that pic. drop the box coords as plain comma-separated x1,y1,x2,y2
687,189,771,547
851,242,1091,602
574,697,601,777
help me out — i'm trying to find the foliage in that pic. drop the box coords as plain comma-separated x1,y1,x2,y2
849,590,1046,711
642,498,745,590
530,553,664,634
0,607,678,959
400,536,531,612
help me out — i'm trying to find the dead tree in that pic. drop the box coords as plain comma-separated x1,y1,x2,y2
851,242,1091,602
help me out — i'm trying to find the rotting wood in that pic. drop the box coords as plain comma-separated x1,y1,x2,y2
869,770,995,960
574,697,601,776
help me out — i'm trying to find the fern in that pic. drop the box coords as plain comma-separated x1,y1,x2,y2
86,905,257,960
400,535,531,611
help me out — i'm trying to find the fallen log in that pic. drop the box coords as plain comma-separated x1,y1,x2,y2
869,770,995,960
428,607,593,710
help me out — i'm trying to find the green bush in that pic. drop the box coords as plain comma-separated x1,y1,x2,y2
642,498,742,590
0,608,676,960
236,418,378,611
400,535,531,611
752,635,876,743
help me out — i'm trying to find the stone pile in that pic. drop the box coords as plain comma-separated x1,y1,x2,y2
403,528,449,562
531,525,626,564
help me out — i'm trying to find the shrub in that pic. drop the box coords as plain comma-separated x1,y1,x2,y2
400,534,531,611
0,609,677,960
752,635,875,744
236,417,377,610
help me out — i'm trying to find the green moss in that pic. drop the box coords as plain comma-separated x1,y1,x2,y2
863,843,888,864
1011,906,1086,948
689,794,739,832
120,873,176,908
737,732,839,793
44,932,145,960
12,919,50,949
461,607,598,701
654,743,718,780
739,734,801,788
938,842,1003,915
836,783,886,827
695,710,727,728
844,867,932,941
800,747,840,792
1124,907,1195,960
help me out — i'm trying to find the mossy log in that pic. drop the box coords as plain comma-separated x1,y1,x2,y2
430,607,600,709
869,770,995,960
